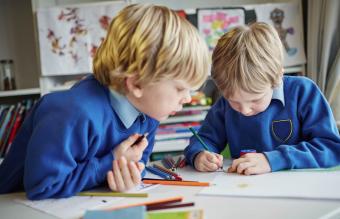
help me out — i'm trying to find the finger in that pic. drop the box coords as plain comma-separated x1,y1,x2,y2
227,166,234,173
202,161,219,171
123,134,140,148
214,153,224,168
138,138,149,151
230,158,248,172
107,171,117,191
201,156,219,171
129,161,142,185
118,157,134,190
236,161,255,174
244,166,258,175
137,162,145,172
204,154,221,169
206,152,218,162
113,158,125,191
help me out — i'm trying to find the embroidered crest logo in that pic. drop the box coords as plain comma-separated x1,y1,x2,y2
271,119,293,143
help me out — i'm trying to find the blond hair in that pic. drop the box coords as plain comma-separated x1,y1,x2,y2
212,22,283,98
93,4,209,93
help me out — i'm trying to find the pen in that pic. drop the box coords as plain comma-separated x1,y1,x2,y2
77,192,148,197
142,179,210,186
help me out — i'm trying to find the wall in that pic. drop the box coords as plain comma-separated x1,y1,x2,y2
0,0,39,89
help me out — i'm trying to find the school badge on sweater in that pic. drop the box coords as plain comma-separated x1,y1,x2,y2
271,119,292,143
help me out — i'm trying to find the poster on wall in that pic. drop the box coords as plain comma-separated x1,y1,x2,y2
197,8,245,53
36,1,127,76
245,2,306,67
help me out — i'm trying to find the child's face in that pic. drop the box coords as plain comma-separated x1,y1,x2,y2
127,79,192,121
226,86,273,116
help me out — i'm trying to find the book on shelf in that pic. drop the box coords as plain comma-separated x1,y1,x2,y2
160,111,208,124
153,139,190,153
0,99,36,157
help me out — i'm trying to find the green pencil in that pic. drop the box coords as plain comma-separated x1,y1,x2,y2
77,191,148,198
189,127,211,151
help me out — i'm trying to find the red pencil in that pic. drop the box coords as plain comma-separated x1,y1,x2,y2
147,202,195,211
153,164,183,181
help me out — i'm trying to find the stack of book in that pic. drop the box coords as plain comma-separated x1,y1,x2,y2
0,99,36,158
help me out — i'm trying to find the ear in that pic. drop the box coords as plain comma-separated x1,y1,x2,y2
125,75,143,98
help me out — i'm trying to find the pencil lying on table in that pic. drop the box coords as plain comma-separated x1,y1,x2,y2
142,179,210,186
77,192,148,197
147,202,195,211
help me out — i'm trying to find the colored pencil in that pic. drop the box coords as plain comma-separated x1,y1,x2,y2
153,164,183,181
146,166,174,180
147,202,195,211
142,179,210,186
107,196,183,211
77,192,148,197
188,127,211,151
189,127,223,170
142,178,197,182
134,133,149,145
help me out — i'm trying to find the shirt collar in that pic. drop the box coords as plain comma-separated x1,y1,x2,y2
109,88,144,128
272,80,285,106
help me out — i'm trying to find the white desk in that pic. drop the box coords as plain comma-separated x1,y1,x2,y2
1,164,340,219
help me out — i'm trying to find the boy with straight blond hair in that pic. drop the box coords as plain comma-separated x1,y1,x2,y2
185,22,340,175
0,4,209,200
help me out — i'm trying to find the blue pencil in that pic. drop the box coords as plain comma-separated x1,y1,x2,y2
145,166,173,180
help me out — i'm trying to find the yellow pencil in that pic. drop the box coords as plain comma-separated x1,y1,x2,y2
77,191,148,198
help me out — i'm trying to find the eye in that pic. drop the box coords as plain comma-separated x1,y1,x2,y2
176,87,185,92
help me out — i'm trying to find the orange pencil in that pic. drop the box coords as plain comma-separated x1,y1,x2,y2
143,179,210,186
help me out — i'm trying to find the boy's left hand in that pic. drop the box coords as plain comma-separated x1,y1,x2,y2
107,156,145,192
227,153,271,175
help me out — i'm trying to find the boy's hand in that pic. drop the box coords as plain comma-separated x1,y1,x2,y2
113,134,148,162
194,151,223,172
107,156,145,192
227,153,271,175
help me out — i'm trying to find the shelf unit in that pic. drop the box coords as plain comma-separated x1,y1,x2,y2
0,88,40,97
152,104,211,155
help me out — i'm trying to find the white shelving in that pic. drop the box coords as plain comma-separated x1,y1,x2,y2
0,88,40,97
153,105,210,153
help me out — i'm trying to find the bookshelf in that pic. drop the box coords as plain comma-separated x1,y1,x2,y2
151,87,214,160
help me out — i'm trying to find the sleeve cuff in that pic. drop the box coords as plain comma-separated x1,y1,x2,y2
264,150,290,171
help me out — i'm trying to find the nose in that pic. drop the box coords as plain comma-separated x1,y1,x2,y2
181,91,192,104
239,105,253,116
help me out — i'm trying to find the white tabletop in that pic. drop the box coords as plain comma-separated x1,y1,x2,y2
1,162,340,219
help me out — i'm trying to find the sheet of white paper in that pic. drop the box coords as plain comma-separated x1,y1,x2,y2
15,183,157,219
199,169,340,200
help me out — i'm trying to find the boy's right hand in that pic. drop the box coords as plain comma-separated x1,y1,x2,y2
113,134,148,162
194,151,223,172
107,156,145,192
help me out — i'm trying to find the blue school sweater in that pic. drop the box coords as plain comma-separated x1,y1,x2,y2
184,76,340,171
0,76,159,200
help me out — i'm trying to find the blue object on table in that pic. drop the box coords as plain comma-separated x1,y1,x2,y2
145,166,173,180
84,206,145,219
